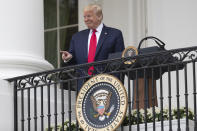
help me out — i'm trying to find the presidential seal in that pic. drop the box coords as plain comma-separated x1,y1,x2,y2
76,74,128,131
122,46,138,64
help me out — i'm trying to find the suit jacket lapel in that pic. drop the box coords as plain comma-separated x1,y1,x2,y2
95,26,108,57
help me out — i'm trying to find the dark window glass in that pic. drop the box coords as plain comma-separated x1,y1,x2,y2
44,31,58,68
60,26,78,67
44,0,78,69
60,0,78,26
44,0,57,29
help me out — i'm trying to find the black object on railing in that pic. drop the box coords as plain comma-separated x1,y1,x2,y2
130,36,184,80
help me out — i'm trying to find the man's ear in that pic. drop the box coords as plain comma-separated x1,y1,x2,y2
98,15,103,21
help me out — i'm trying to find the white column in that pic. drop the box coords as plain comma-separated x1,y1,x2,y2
0,0,53,79
0,80,13,131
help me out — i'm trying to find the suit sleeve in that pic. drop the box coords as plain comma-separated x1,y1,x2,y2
67,36,76,65
113,30,125,82
114,31,125,52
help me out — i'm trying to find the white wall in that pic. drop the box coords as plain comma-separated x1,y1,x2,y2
147,0,197,49
0,80,14,131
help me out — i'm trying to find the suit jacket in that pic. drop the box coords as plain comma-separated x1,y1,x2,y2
69,25,124,64
68,25,125,90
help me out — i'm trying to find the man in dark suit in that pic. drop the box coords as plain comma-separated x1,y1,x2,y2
61,4,125,90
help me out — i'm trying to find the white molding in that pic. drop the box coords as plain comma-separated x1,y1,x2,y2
0,53,53,79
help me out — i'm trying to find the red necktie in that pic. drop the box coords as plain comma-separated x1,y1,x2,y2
88,29,97,75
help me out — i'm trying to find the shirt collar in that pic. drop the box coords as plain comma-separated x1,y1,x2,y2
91,23,103,33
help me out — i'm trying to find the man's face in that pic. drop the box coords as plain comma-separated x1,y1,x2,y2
83,9,101,29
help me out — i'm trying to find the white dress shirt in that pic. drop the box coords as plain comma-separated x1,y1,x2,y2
87,23,103,53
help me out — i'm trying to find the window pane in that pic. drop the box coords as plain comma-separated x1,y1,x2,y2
44,0,57,29
45,31,57,68
60,0,78,26
60,26,78,67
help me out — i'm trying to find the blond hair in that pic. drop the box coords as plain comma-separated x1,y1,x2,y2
84,4,103,21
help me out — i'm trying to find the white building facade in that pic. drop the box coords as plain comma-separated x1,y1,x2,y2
0,0,197,130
